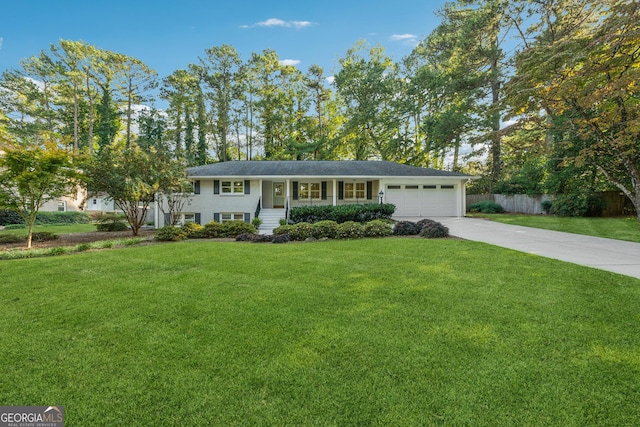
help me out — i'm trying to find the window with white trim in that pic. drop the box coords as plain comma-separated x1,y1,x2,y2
221,213,244,222
182,213,196,224
441,185,455,189
299,182,320,200
57,201,66,212
344,182,365,199
221,181,244,194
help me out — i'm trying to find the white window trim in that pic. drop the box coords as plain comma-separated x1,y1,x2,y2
299,182,321,201
343,182,366,200
221,180,245,195
221,212,244,223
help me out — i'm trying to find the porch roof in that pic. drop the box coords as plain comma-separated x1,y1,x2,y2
187,160,471,179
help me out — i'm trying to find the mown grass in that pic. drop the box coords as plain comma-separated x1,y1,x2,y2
1,239,639,426
0,223,96,236
471,214,640,242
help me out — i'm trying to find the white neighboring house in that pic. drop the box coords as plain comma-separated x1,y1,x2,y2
155,160,475,233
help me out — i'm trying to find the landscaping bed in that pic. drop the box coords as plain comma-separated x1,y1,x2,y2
0,228,156,251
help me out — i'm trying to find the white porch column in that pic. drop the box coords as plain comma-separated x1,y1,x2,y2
259,179,263,209
332,179,337,206
286,178,291,208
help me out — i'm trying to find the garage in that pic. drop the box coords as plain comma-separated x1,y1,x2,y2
385,183,459,217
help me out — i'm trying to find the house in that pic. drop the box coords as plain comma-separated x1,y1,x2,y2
157,160,474,232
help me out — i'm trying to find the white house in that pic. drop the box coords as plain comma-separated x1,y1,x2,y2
157,160,474,232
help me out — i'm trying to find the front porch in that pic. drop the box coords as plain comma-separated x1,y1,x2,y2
258,179,382,210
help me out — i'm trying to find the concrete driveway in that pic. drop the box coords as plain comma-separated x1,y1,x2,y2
403,217,640,279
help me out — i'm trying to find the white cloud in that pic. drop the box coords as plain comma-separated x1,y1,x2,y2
326,76,335,85
280,59,301,66
243,18,314,30
390,33,419,46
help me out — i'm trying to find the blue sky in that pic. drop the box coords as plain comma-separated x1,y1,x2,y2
0,0,446,82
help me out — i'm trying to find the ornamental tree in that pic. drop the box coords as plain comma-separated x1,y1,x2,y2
0,143,79,248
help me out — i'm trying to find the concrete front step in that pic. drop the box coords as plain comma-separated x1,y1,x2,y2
258,209,285,234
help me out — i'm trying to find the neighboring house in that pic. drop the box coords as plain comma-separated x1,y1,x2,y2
157,160,474,232
41,186,86,212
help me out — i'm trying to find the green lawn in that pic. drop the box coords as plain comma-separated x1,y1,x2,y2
471,214,640,242
2,239,639,426
0,223,96,236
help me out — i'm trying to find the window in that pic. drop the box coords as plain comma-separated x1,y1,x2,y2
92,198,97,205
344,182,365,199
423,185,436,189
221,181,244,194
57,201,66,212
405,185,419,189
183,213,195,224
221,213,244,222
441,185,455,189
299,182,321,200
387,185,401,190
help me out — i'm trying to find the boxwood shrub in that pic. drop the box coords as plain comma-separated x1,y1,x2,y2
336,221,365,239
364,219,393,237
273,225,294,236
181,222,205,238
222,221,256,237
289,222,315,241
289,203,395,224
155,226,187,241
312,220,338,239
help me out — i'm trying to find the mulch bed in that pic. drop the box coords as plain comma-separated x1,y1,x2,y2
0,229,157,251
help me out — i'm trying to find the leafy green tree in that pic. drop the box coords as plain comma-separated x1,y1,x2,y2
86,144,162,236
0,143,79,247
197,44,243,162
334,41,400,160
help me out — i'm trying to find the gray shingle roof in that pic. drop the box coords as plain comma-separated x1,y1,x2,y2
187,161,471,178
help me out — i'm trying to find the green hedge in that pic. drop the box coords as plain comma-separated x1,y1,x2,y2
289,203,395,224
0,210,91,226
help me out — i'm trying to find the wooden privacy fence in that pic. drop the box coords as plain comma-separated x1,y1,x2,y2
467,192,633,216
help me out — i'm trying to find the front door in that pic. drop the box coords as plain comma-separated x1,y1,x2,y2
273,182,285,208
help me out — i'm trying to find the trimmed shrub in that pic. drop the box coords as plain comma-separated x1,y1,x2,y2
273,225,294,236
467,201,505,214
36,211,91,224
312,220,339,239
289,222,315,241
416,218,437,229
393,221,421,236
95,213,129,232
4,224,26,230
272,234,291,244
0,210,24,225
154,226,187,241
364,219,393,237
0,234,24,244
289,203,396,224
541,200,553,214
222,221,256,238
336,221,365,239
31,231,59,242
202,221,225,238
419,222,450,238
181,222,205,238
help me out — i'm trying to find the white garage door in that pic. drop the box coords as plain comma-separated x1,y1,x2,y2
386,184,458,217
